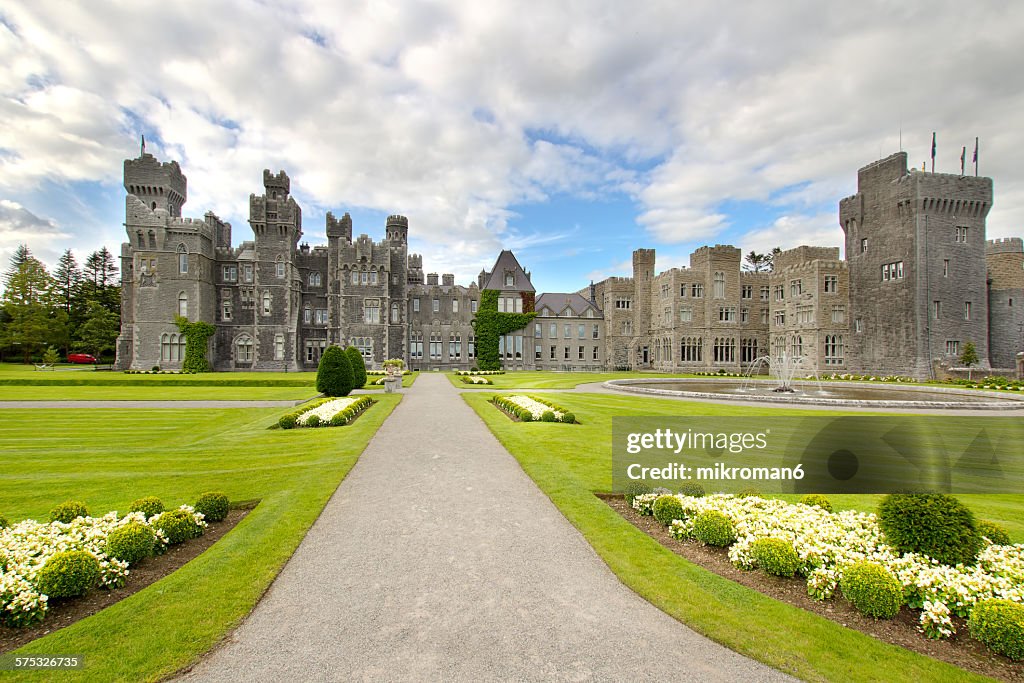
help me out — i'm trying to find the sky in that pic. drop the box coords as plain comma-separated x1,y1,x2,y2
1,1,1023,295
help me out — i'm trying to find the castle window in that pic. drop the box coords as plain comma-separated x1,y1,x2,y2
773,285,784,301
586,309,594,318
679,306,692,323
177,244,188,274
740,307,749,323
304,305,312,324
361,271,368,285
449,335,462,359
964,301,972,320
623,319,632,335
593,346,599,361
468,335,475,359
741,338,758,364
236,335,253,362
933,300,942,319
391,302,400,323
579,346,585,360
410,332,423,359
742,285,752,299
719,306,736,322
550,345,556,360
505,272,514,287
680,284,687,297
946,340,960,356
615,298,632,309
713,272,725,299
429,334,442,359
860,238,868,253
534,324,542,338
432,298,440,313
370,270,378,285
223,265,238,282
593,324,600,339
578,324,586,339
536,344,542,360
824,335,844,365
564,346,570,360
413,298,420,313
222,300,232,321
243,264,253,283
760,286,769,301
351,270,359,285
713,337,736,363
943,259,950,277
549,323,557,338
691,284,704,298
761,309,769,325
178,291,188,318
274,334,284,360
315,309,328,325
955,226,969,243
564,324,572,338
791,335,803,357
471,300,478,313
309,272,322,287
452,299,459,314
276,257,285,279
262,291,271,315
364,300,380,324
832,305,846,323
774,310,785,325
855,318,863,333
824,275,838,293
790,280,802,297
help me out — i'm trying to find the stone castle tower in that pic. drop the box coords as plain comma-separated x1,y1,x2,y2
840,152,993,377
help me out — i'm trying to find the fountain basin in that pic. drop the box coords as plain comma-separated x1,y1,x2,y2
604,378,1024,409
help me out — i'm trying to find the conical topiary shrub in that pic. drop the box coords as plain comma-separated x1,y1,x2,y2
316,345,353,397
345,346,367,389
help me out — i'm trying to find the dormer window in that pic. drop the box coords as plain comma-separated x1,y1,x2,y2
504,271,514,287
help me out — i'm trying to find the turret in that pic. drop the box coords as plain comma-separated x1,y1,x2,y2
326,211,353,242
124,152,187,217
263,169,290,199
386,214,408,243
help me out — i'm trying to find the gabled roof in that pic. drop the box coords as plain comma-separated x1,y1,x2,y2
481,250,534,292
535,292,603,319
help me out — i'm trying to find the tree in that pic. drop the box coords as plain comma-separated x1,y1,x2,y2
53,249,81,314
345,346,367,389
0,256,67,362
78,300,121,360
765,246,783,272
959,341,979,380
744,251,769,272
82,248,118,288
316,345,352,397
4,243,32,289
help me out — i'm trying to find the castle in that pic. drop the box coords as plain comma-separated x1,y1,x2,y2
115,150,1023,379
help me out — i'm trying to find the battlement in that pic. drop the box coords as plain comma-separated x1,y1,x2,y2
408,254,423,269
124,153,187,217
987,237,1024,255
386,215,408,228
773,245,841,271
326,211,353,239
856,152,908,190
263,169,290,195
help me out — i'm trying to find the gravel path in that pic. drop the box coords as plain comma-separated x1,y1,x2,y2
176,373,791,682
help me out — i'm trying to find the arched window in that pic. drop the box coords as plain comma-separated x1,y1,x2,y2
309,272,321,287
176,333,186,361
713,271,725,299
177,244,188,274
262,291,272,315
161,333,170,362
351,269,359,285
391,302,400,323
236,335,253,362
178,291,188,318
276,256,285,279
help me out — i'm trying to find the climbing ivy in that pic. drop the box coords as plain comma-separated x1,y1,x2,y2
471,289,536,371
175,316,216,373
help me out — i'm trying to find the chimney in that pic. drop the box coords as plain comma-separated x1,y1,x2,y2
427,273,439,286
442,273,454,287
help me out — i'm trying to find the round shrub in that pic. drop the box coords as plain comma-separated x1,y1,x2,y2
623,480,652,507
35,550,100,598
692,511,736,547
652,495,685,526
839,561,903,619
978,520,1012,546
305,414,322,428
679,481,705,498
155,509,203,544
194,491,229,522
345,346,367,389
128,496,164,519
0,513,8,529
877,493,982,566
330,412,347,426
49,500,89,524
151,365,161,372
737,487,761,499
278,414,297,429
561,412,576,424
799,494,833,512
751,538,802,577
105,522,156,565
540,410,556,422
316,345,353,397
968,599,1024,660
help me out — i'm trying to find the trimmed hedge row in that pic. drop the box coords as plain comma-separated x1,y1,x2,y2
491,396,577,424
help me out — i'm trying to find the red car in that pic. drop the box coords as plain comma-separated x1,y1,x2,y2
67,353,99,364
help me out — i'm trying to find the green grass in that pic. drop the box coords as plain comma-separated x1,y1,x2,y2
463,391,1014,682
0,385,319,401
0,396,400,682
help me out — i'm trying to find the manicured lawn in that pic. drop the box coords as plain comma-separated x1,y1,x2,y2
0,385,319,401
0,396,400,682
464,391,1017,682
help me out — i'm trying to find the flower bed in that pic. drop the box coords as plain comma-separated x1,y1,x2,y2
0,507,206,628
631,492,1024,643
492,395,576,423
455,370,505,376
278,396,374,429
460,376,493,385
366,370,412,376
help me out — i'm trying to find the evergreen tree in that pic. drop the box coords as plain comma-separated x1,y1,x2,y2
0,257,67,362
96,247,119,287
53,249,81,314
4,244,32,289
78,300,121,360
345,346,367,389
316,345,353,397
765,246,783,271
959,341,979,380
744,251,768,272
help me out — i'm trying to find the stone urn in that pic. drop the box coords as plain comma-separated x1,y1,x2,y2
384,364,403,393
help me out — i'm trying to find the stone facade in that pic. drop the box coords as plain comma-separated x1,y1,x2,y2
116,150,1021,378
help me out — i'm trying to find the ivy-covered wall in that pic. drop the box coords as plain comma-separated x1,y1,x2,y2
175,316,215,373
471,289,537,371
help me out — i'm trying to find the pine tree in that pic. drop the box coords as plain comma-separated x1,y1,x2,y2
53,250,81,314
959,341,979,380
78,300,120,359
4,243,31,289
96,247,119,287
0,257,67,362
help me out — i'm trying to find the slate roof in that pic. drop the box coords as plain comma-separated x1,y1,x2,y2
535,292,603,318
481,250,534,292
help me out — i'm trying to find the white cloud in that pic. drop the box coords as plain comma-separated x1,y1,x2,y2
0,199,70,275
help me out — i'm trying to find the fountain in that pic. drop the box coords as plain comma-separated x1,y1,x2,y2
739,353,824,395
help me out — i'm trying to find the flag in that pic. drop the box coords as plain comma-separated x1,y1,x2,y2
973,137,978,163
931,132,936,159
961,146,966,175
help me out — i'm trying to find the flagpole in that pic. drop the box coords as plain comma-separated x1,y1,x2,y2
974,137,979,177
961,146,966,176
931,132,936,173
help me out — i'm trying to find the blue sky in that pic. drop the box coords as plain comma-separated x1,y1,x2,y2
2,1,1023,295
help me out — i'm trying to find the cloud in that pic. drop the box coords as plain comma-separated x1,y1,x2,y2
738,212,845,259
0,199,69,275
